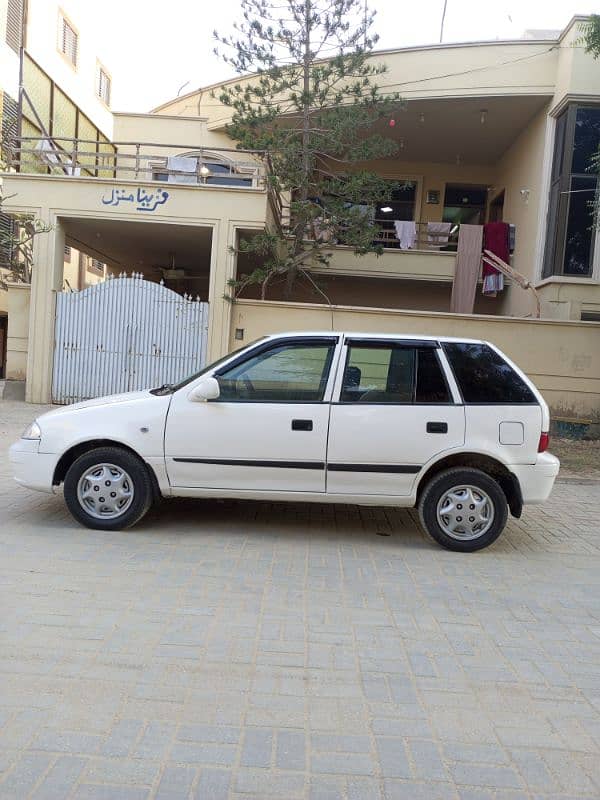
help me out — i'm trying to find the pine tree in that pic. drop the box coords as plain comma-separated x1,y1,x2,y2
215,0,403,299
582,14,600,59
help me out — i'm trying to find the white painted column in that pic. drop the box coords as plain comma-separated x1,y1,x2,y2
26,215,65,403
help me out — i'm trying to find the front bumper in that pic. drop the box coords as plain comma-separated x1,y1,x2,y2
510,452,560,504
9,440,59,494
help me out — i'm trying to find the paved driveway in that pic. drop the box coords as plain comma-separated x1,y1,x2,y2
0,400,599,799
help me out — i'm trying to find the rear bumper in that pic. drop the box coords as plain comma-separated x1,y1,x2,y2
9,440,59,494
510,452,560,504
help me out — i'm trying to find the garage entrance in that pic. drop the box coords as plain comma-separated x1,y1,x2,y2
48,214,214,403
52,274,209,403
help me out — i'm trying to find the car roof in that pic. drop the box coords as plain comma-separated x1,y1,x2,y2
264,331,487,345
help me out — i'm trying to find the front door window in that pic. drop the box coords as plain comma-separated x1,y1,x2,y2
216,340,336,402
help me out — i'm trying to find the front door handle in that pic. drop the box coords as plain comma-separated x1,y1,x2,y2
427,421,448,434
292,419,313,431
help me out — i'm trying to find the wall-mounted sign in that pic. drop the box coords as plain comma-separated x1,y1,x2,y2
101,187,170,212
426,189,440,204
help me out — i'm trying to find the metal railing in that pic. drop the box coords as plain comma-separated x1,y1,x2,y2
372,219,458,251
303,218,459,252
5,135,270,189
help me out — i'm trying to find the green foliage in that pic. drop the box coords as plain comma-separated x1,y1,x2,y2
581,14,600,59
214,0,403,299
0,153,52,288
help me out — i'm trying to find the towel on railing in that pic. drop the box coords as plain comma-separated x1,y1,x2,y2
167,156,198,184
426,221,451,247
482,222,509,295
35,138,80,176
393,220,416,250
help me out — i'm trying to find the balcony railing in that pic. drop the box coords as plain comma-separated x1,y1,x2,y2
373,219,458,252
304,218,459,252
5,135,270,188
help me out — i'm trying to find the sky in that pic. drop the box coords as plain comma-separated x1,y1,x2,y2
95,0,599,113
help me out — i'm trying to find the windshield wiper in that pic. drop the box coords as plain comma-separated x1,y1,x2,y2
150,383,173,395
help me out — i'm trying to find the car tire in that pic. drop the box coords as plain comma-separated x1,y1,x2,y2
64,446,153,531
418,467,508,552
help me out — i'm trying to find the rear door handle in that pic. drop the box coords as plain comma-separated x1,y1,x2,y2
427,421,448,433
292,419,313,431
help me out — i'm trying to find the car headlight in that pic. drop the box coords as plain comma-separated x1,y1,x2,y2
21,421,41,440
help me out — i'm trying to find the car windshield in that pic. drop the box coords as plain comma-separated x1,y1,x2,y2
150,338,266,395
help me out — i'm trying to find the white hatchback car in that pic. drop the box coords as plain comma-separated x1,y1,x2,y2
10,332,559,551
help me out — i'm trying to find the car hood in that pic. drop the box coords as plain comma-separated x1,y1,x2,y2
39,390,157,419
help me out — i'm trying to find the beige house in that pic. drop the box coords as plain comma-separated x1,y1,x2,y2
1,0,112,376
1,13,600,421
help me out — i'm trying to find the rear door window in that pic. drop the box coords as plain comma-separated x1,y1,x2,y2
340,343,451,403
442,343,536,404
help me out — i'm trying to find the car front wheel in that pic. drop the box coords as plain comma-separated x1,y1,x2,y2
418,467,508,552
64,446,153,530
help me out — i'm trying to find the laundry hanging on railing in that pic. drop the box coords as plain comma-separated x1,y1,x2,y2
482,222,509,296
393,220,417,250
35,138,80,175
426,221,451,248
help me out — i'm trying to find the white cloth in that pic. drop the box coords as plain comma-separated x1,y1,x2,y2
35,137,81,175
426,221,451,247
393,220,416,250
35,137,60,164
167,156,198,184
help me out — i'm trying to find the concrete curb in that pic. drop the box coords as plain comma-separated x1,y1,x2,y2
556,476,600,485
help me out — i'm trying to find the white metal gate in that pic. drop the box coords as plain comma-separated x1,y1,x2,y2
52,273,209,404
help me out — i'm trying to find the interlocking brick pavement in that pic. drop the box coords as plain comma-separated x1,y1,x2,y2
0,399,599,799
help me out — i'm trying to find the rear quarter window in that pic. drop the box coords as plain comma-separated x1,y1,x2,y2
443,343,537,404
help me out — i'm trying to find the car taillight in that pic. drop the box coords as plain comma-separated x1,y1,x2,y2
538,432,550,453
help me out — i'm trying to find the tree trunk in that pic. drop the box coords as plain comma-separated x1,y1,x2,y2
285,0,312,299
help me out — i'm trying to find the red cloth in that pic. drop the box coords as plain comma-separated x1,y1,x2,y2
482,222,510,278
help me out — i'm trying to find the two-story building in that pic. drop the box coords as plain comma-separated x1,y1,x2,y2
0,0,112,378
1,13,600,418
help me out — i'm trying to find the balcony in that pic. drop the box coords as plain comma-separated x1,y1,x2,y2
311,220,458,283
6,135,273,192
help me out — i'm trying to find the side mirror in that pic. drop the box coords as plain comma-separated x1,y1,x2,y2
189,376,220,402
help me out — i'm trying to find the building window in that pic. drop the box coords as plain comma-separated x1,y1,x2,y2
0,213,15,268
543,104,600,278
88,258,104,275
58,12,78,67
5,0,24,54
96,65,111,106
64,244,71,262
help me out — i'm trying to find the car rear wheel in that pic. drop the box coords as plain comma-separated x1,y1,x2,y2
418,467,508,552
64,446,153,530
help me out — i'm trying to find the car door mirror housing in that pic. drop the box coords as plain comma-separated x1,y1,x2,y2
189,377,220,402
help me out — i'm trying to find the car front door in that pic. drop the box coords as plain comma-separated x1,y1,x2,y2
164,336,340,492
326,338,465,496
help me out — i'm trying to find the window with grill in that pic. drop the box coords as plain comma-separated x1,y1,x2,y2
5,0,24,54
97,65,111,106
59,13,78,67
0,213,15,268
64,245,71,262
88,258,104,274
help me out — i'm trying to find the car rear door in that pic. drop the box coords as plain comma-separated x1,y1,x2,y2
326,337,465,496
